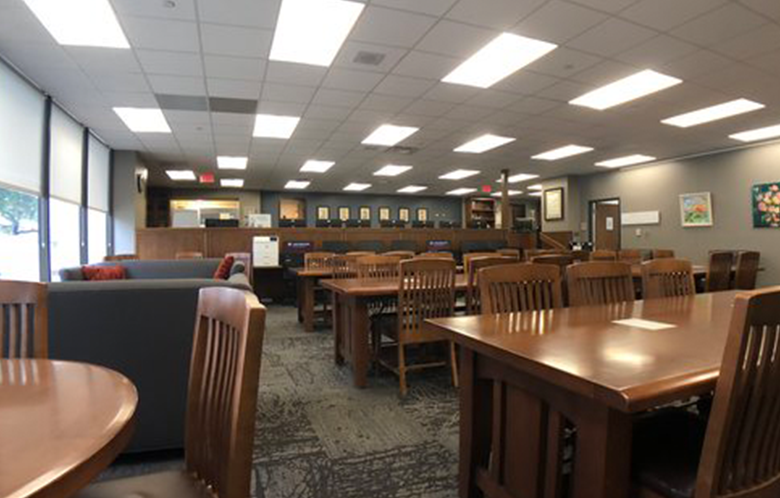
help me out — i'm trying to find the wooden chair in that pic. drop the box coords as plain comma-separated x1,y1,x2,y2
466,256,516,315
383,250,415,260
705,251,735,292
375,259,458,396
332,254,360,279
346,251,375,257
415,251,454,260
175,251,204,259
651,249,675,259
641,259,696,299
524,249,560,261
479,263,563,314
590,249,617,261
463,252,501,276
571,249,591,263
531,254,574,271
357,255,401,280
304,252,335,271
618,249,643,264
630,287,780,498
0,281,48,358
567,261,635,307
734,251,760,290
104,254,137,262
77,287,265,498
496,248,521,260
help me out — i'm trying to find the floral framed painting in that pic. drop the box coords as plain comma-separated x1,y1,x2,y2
679,192,713,227
752,182,780,228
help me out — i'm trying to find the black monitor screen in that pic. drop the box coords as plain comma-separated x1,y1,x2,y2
427,240,452,251
283,241,313,253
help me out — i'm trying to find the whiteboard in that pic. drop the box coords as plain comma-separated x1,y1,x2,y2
621,211,660,226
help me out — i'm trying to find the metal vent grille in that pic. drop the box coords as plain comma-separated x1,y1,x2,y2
353,51,386,66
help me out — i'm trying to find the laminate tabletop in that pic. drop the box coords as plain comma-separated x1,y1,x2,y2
0,360,138,498
427,290,741,413
322,273,469,297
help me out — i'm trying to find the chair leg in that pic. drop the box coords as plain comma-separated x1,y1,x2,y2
398,342,407,396
449,342,459,388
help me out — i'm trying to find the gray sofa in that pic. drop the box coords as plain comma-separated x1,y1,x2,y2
49,259,253,453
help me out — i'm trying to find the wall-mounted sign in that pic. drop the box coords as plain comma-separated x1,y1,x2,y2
621,211,660,226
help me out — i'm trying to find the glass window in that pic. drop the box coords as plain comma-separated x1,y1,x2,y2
0,185,40,281
49,198,81,281
50,106,83,204
88,209,107,263
88,135,110,211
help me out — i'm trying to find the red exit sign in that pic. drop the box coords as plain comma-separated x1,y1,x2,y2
200,173,215,184
481,185,492,193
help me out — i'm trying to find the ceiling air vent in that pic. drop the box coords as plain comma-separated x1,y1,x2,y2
386,146,419,155
353,51,386,66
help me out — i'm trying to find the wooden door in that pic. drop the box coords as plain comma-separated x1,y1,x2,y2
594,203,620,250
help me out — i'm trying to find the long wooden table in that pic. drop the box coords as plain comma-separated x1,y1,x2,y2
0,359,138,498
322,274,469,387
290,267,332,332
425,291,739,498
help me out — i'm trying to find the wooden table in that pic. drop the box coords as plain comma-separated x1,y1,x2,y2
322,274,469,387
0,359,138,498
426,290,738,498
290,267,333,332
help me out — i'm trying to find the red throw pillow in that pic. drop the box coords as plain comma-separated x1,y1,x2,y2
82,265,127,281
213,256,234,280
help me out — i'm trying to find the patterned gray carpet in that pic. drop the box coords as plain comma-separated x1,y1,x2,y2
106,305,460,498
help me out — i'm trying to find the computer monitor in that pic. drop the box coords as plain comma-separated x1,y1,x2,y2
427,240,452,252
344,219,360,228
392,220,407,228
468,220,490,229
438,220,456,229
315,219,330,228
328,219,343,228
205,218,239,227
279,218,296,228
283,241,314,253
357,219,371,228
412,220,434,228
379,220,394,228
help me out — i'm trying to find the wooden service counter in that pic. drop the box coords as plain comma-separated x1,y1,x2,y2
136,227,537,260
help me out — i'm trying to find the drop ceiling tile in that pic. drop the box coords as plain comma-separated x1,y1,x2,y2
374,75,436,98
197,0,281,29
203,55,265,81
401,99,457,117
350,6,438,48
164,110,210,123
508,96,563,114
360,93,415,112
513,1,608,44
261,83,317,104
206,78,261,99
423,82,480,103
661,49,732,80
102,91,159,107
446,0,545,29
321,68,384,91
570,59,637,86
670,3,768,46
568,0,640,13
90,72,151,93
739,0,780,20
348,109,393,123
391,50,460,81
148,74,206,96
66,47,142,73
201,24,273,58
444,104,495,121
619,0,727,31
415,20,496,58
614,35,698,67
256,100,308,115
372,0,458,16
211,111,254,126
566,18,657,57
122,17,200,52
312,88,366,108
466,89,521,109
747,49,780,77
710,24,780,59
332,41,408,73
136,50,203,76
535,80,591,103
265,62,328,86
112,0,197,20
0,5,57,43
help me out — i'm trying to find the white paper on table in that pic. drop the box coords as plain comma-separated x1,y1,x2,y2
612,318,677,331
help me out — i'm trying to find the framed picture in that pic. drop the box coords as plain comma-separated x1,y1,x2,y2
543,188,564,221
679,192,713,227
359,206,371,221
752,182,780,228
379,206,391,221
316,206,330,220
338,206,350,221
398,207,410,222
416,207,428,222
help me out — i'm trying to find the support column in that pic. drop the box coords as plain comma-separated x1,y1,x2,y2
500,169,511,230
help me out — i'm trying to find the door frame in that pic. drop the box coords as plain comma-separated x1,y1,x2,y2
588,197,621,250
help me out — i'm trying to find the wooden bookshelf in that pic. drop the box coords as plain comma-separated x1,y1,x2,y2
466,197,496,227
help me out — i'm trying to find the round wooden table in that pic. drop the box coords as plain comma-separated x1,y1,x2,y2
0,359,138,498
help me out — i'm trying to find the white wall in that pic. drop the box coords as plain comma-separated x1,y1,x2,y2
112,151,147,254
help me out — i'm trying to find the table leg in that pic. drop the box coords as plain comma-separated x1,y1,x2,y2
459,348,492,498
302,277,315,333
349,295,370,388
333,291,344,365
296,276,304,323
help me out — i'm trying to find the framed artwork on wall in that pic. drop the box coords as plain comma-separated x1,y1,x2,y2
399,207,410,222
543,188,564,221
359,206,371,220
752,182,780,228
316,206,330,220
378,206,391,221
338,206,350,221
679,192,713,227
416,207,428,222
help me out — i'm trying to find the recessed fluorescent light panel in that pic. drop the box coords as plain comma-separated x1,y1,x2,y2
454,134,516,153
253,114,301,138
595,154,656,169
529,191,542,197
662,99,765,128
397,185,428,194
491,190,522,197
507,173,540,184
217,156,247,170
442,33,557,89
166,170,196,181
439,169,480,180
344,183,371,191
532,145,594,161
300,160,335,173
220,179,244,188
447,188,477,196
23,0,129,48
374,165,412,177
528,184,542,191
285,180,311,189
570,70,682,110
113,108,171,133
362,124,419,146
729,123,780,142
270,0,364,67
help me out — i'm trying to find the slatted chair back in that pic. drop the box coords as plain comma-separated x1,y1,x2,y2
415,251,455,260
466,256,517,315
357,255,401,280
346,251,375,257
567,261,635,307
652,249,675,259
496,248,521,260
0,281,48,358
694,288,780,498
332,254,360,279
383,250,415,260
641,258,696,299
104,254,138,262
706,251,735,292
531,254,574,271
397,259,456,344
524,249,560,261
304,252,335,271
463,252,501,276
590,249,617,261
185,287,265,498
734,251,760,290
176,251,204,259
618,249,643,264
479,263,563,314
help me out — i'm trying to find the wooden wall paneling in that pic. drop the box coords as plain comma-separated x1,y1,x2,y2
136,229,207,260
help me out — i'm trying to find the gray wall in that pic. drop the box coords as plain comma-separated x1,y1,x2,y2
541,176,582,235
112,151,146,254
576,140,780,286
